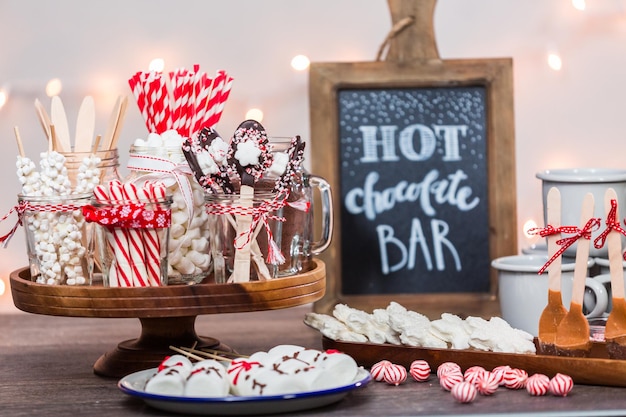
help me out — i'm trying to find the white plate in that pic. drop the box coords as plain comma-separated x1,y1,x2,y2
118,367,371,416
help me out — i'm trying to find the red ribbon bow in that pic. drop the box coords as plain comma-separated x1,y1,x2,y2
593,199,626,260
0,201,28,248
527,217,601,274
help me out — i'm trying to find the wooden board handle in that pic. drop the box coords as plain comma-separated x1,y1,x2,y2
384,0,440,62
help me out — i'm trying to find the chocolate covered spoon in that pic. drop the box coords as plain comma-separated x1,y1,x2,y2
182,127,234,194
228,120,273,282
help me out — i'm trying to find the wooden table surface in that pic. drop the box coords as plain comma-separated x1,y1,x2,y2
3,305,626,417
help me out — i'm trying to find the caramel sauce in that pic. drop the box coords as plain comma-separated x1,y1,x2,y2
606,298,626,341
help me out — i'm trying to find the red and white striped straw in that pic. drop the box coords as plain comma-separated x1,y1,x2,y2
205,73,233,128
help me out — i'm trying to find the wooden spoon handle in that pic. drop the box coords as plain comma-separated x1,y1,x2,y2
571,193,594,305
74,96,95,152
546,187,562,291
605,188,625,299
51,96,72,153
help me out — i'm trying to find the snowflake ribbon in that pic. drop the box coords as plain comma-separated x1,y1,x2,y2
593,199,626,260
527,217,600,274
82,203,171,229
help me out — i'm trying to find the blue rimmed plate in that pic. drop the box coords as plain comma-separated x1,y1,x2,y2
118,367,371,416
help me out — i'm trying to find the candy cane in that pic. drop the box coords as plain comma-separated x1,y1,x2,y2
93,184,128,287
139,181,164,286
117,181,149,287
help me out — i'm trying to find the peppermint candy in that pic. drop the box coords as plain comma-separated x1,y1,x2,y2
526,373,550,396
491,365,510,386
439,370,464,391
409,360,431,382
503,367,528,390
437,362,461,378
451,381,477,403
383,364,407,386
463,365,486,385
370,360,392,382
549,373,574,396
475,371,500,396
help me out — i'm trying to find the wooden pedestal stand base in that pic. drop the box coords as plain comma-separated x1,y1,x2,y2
10,260,326,378
93,316,234,378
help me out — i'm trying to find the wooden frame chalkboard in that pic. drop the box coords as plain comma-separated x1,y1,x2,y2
309,59,517,317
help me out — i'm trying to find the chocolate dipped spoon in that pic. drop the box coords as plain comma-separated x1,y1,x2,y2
182,127,234,194
228,120,273,282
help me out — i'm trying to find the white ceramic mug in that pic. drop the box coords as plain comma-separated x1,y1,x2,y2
536,168,626,258
593,257,626,275
492,254,608,336
589,272,626,317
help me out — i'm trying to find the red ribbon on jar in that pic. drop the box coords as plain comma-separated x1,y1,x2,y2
82,203,171,229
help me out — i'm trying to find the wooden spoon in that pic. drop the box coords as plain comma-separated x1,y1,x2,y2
51,96,72,152
74,96,95,153
537,187,567,354
102,95,127,151
604,188,626,359
555,192,593,356
34,99,52,141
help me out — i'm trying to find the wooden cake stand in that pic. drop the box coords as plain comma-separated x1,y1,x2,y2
10,259,326,378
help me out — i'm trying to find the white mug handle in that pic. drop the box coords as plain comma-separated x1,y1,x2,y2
583,277,609,318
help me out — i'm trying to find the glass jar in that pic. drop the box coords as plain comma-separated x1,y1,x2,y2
206,137,334,280
19,193,94,285
260,137,333,277
206,192,283,283
85,196,172,287
61,148,122,188
62,148,122,284
126,145,211,284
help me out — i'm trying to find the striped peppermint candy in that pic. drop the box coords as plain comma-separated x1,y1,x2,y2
503,367,528,390
463,366,486,385
439,370,464,391
451,381,477,403
475,371,500,396
370,360,392,382
437,362,461,378
409,360,431,382
383,364,407,386
491,365,510,386
526,373,550,396
549,373,573,397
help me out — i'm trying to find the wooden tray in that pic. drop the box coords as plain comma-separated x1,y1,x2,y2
323,336,626,387
10,260,326,378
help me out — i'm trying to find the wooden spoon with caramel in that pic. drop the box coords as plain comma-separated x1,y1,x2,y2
537,187,567,355
555,192,594,357
603,188,626,359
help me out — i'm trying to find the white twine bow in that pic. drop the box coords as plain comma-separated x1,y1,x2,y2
126,153,195,228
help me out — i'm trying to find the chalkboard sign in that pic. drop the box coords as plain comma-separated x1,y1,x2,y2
309,60,517,315
338,86,489,295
